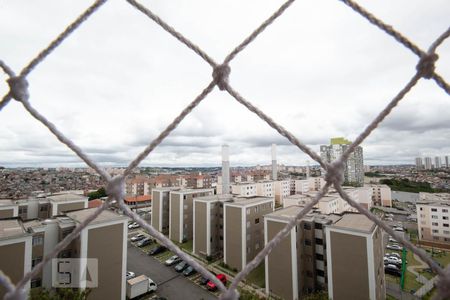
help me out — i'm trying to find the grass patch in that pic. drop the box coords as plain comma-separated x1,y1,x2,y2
404,270,423,293
174,240,193,253
422,287,437,300
418,269,435,280
430,250,450,267
386,295,397,300
406,250,420,266
246,263,265,288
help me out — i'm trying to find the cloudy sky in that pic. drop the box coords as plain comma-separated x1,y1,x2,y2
0,0,449,168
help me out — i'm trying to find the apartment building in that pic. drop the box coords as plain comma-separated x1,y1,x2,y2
368,184,392,207
417,193,450,248
415,157,423,169
224,197,274,271
193,194,233,258
424,157,433,170
0,219,32,298
125,176,152,196
231,181,275,199
1,208,127,300
264,206,341,300
326,214,385,300
274,180,290,206
320,137,364,187
0,193,88,221
435,157,442,169
169,189,214,243
151,187,180,235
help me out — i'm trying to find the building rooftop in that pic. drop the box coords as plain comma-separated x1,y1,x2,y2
66,208,126,225
171,188,214,194
152,187,180,192
47,193,87,203
0,199,16,207
124,195,151,203
228,196,273,207
194,194,234,202
331,213,376,234
0,219,27,239
265,206,341,224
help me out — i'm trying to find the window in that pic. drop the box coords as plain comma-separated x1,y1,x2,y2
246,221,250,228
255,218,260,224
247,234,251,241
444,216,449,220
444,224,449,227
432,215,438,219
31,279,41,289
304,239,311,246
32,235,44,246
431,208,438,212
443,230,450,235
255,206,259,213
432,222,439,226
255,243,260,250
40,205,47,212
443,209,449,213
315,254,324,260
317,270,325,277
420,214,426,218
432,229,439,234
246,209,250,215
32,257,42,268
419,207,423,211
304,223,311,230
18,206,27,215
315,223,323,230
315,238,323,245
183,204,188,210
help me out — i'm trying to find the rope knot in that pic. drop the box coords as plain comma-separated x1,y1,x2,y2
416,52,438,79
106,175,125,202
7,76,29,102
436,266,450,299
325,160,345,185
212,64,230,90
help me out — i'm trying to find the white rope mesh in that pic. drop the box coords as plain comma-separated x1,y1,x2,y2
1,0,449,299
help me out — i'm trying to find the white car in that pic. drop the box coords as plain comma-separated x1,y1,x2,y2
164,255,181,266
386,252,401,259
393,227,404,232
126,271,136,280
386,244,403,251
384,257,402,265
131,234,146,242
128,222,140,229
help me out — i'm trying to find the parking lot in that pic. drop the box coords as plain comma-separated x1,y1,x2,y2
127,228,218,300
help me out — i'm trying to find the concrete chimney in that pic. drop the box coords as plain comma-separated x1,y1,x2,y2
271,144,277,180
222,144,230,194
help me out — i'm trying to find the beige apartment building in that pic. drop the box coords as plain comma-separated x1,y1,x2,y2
193,194,233,258
0,208,128,300
0,219,32,298
151,187,180,235
417,193,450,248
273,180,291,206
169,189,214,243
265,208,384,300
224,197,274,271
368,184,392,207
264,206,340,300
326,214,385,300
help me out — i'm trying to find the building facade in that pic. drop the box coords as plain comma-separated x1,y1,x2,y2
224,197,274,271
417,193,450,248
320,137,364,187
151,187,179,235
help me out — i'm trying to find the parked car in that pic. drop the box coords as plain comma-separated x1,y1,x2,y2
207,274,227,291
386,252,401,259
183,265,197,276
136,237,152,247
199,276,209,285
385,264,401,276
393,226,404,232
148,245,167,256
388,237,398,243
384,257,402,266
386,244,403,251
131,234,146,242
128,222,140,229
175,261,189,272
165,255,181,266
126,271,136,280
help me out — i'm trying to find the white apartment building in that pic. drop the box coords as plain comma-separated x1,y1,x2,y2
274,180,291,206
424,157,433,170
417,193,450,247
368,184,392,207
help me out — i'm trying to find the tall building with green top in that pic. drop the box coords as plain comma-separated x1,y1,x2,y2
320,137,364,187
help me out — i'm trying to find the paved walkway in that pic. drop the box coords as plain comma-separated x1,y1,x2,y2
406,252,437,297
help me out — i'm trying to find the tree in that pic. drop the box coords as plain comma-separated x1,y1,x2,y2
30,288,91,300
87,187,107,200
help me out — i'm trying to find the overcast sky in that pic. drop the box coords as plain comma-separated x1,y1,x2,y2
0,0,449,168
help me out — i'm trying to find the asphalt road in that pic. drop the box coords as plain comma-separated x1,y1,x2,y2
127,242,217,300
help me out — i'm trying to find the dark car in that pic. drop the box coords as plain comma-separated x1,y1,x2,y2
207,274,227,291
183,265,197,276
199,276,209,285
385,264,401,277
174,261,188,272
136,237,152,247
148,245,167,256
